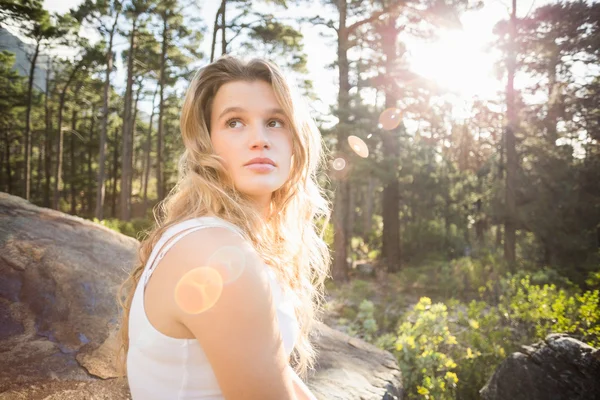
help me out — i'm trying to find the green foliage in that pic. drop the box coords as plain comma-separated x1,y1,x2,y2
391,298,459,400
337,279,375,306
497,275,600,347
93,217,153,240
338,299,379,342
586,270,600,290
402,219,467,263
394,253,507,301
374,272,600,399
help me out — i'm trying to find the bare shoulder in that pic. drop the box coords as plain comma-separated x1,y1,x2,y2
156,226,296,399
158,226,267,310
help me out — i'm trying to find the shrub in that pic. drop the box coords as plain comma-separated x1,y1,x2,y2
377,274,600,399
93,217,153,240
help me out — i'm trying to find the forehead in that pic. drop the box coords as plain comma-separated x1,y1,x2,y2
211,80,282,118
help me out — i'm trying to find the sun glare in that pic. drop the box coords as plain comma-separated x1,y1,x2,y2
409,25,502,101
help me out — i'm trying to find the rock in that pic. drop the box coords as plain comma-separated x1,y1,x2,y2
0,192,137,394
308,323,403,400
480,333,600,400
0,192,403,399
0,379,131,400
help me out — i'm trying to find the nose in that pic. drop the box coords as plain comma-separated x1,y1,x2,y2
248,123,271,149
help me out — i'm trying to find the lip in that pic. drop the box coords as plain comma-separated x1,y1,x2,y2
245,163,275,173
244,157,276,167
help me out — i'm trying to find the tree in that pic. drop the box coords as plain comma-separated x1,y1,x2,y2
0,51,27,193
119,0,153,220
52,45,103,210
0,0,44,27
19,7,70,201
73,0,123,220
154,0,202,202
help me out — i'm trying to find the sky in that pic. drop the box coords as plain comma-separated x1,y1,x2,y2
40,0,550,125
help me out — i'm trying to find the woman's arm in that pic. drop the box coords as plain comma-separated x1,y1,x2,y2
288,366,317,400
166,228,298,399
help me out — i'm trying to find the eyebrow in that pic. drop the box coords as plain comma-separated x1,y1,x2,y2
217,106,286,121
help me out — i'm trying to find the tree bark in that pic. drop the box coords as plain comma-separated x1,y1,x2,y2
3,131,11,193
35,122,43,197
331,0,350,283
221,0,226,55
95,9,120,221
142,84,159,216
504,0,518,271
69,107,78,214
380,16,401,273
546,46,559,144
156,14,168,202
111,128,119,218
43,58,54,207
211,0,225,62
24,41,40,201
362,177,375,239
120,18,139,221
130,79,143,210
86,107,96,216
53,62,82,210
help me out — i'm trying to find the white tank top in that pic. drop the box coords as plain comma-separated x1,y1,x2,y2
126,216,300,399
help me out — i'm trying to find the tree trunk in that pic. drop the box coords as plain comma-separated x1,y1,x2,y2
331,0,350,283
69,107,78,214
142,84,159,216
53,62,82,210
504,0,518,271
156,15,168,202
111,128,119,218
5,132,12,193
221,0,226,55
362,177,375,239
95,10,120,221
24,41,40,201
120,18,138,221
546,45,559,144
35,125,43,197
130,79,143,209
380,17,401,273
3,131,10,193
211,0,225,62
42,57,53,207
44,105,53,208
86,107,96,216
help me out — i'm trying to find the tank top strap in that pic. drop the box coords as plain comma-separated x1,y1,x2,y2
142,216,245,288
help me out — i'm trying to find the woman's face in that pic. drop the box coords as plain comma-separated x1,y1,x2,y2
210,80,294,208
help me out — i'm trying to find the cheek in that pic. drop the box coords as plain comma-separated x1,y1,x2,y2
211,133,229,158
284,133,294,158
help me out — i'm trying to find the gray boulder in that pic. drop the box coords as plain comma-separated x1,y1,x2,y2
480,333,600,400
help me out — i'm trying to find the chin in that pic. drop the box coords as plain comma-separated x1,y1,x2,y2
237,181,284,198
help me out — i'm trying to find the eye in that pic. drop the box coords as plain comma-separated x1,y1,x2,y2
225,118,243,128
268,119,286,128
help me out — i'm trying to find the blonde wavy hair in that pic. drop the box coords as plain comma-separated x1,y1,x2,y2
116,54,331,381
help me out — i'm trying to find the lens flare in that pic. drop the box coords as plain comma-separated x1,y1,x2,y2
332,158,346,171
206,245,246,285
378,108,402,130
174,267,223,314
347,135,369,158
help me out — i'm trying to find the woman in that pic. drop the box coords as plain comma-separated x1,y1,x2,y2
116,54,331,400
